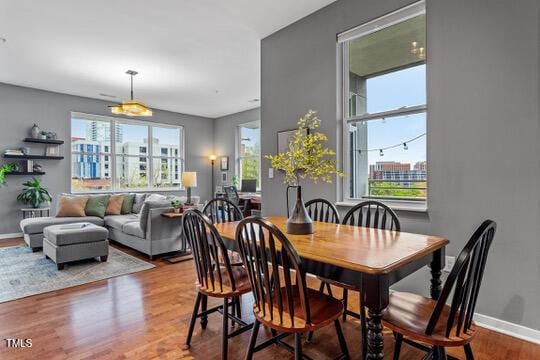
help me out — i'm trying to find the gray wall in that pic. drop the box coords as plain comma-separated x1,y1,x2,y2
0,83,214,234
261,0,540,330
214,108,260,186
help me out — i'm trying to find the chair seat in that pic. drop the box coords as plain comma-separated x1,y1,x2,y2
382,291,477,347
254,286,344,332
197,265,251,298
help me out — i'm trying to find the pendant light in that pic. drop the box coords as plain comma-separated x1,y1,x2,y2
110,70,152,117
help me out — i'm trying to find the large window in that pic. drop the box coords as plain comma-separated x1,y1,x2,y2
237,121,261,190
340,1,427,203
71,113,184,193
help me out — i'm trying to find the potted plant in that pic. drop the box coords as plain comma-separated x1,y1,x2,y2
171,199,183,213
266,110,343,234
17,177,52,208
0,163,15,187
232,175,240,189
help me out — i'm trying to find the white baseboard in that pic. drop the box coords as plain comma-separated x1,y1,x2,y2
0,232,23,240
474,313,540,345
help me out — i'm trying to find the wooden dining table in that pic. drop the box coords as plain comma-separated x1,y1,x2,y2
214,216,449,360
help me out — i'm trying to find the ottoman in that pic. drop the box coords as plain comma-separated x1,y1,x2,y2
43,223,109,270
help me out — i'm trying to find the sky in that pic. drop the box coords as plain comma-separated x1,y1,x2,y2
364,64,426,167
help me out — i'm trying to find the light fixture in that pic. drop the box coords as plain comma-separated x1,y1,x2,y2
403,142,408,150
209,155,217,194
109,70,152,117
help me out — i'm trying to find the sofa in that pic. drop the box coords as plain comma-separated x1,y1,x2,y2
20,193,200,259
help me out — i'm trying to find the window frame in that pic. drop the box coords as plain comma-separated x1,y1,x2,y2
70,112,185,194
236,121,261,192
338,0,428,209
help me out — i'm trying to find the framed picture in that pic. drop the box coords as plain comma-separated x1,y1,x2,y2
277,128,307,154
220,156,229,171
220,172,228,184
45,146,60,156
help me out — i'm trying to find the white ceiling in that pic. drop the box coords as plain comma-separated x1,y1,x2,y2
0,0,336,118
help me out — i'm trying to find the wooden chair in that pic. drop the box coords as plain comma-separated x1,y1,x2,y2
383,220,496,360
305,198,340,224
182,209,253,360
223,185,247,211
315,200,400,358
236,216,350,360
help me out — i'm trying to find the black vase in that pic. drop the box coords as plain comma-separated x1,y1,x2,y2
286,186,313,235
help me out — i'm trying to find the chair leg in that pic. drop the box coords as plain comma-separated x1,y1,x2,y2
306,330,314,343
334,319,350,359
294,333,302,360
342,289,348,321
185,292,202,347
231,297,236,327
360,296,367,360
464,344,474,360
318,281,325,293
245,319,260,360
200,294,208,329
326,282,334,297
435,346,447,360
235,295,242,319
222,297,229,360
393,333,403,360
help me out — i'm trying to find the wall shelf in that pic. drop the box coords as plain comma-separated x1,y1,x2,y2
9,171,46,176
3,154,64,160
23,138,64,145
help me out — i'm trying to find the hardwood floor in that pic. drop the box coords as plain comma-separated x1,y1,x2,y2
0,238,538,359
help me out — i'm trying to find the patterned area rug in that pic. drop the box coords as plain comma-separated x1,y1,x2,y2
0,245,155,303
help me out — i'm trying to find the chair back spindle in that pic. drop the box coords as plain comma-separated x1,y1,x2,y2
182,209,237,294
305,198,340,224
342,200,400,231
426,220,496,338
236,217,311,327
203,198,244,224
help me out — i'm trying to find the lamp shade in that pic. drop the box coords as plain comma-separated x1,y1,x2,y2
209,154,217,161
182,172,197,187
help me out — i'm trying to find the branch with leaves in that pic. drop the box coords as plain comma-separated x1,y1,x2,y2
266,110,343,186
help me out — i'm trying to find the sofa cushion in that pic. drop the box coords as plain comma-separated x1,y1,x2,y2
122,222,145,239
139,200,171,232
104,214,139,230
56,195,89,217
20,216,105,235
121,194,136,214
105,194,124,215
132,193,147,213
44,223,108,246
85,195,111,218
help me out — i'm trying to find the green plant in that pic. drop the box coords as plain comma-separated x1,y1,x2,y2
17,178,52,208
171,200,183,209
266,110,343,186
0,163,16,187
232,175,240,187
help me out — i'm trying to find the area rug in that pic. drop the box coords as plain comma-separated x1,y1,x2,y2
0,245,155,303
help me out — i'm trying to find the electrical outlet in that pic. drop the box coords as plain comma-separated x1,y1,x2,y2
268,168,274,179
444,256,455,273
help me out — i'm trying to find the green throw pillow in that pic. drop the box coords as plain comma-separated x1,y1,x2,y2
85,195,111,218
121,194,136,214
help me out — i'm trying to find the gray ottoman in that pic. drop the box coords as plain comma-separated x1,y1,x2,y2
43,223,109,270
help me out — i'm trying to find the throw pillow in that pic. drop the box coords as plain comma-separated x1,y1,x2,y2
85,195,111,218
56,195,89,217
121,193,136,214
145,193,167,202
106,194,124,215
132,193,147,213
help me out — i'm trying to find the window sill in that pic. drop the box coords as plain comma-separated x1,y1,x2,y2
335,200,428,213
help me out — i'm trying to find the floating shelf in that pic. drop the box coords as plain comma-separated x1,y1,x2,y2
9,171,46,176
23,137,64,145
3,154,64,160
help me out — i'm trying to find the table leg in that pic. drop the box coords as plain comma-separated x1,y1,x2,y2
430,248,445,300
363,274,389,360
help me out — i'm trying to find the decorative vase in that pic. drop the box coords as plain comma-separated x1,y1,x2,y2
30,124,41,138
173,208,181,214
286,186,313,235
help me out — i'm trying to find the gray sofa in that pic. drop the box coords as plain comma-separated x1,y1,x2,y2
20,193,200,259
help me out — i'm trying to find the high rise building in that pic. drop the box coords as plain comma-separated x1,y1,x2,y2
86,121,123,143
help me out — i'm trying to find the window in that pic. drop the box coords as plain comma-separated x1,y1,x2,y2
340,1,426,203
71,113,184,192
237,121,261,190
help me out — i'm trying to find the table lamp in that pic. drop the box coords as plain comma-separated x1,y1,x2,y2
182,172,197,205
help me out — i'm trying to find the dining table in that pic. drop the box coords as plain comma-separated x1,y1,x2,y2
214,215,449,360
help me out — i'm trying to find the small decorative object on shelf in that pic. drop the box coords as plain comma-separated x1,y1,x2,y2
17,177,52,208
45,146,60,156
0,163,16,187
33,163,43,173
39,131,48,140
30,124,41,138
171,199,183,214
266,110,343,235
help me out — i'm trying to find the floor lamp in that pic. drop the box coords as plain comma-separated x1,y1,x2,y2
209,154,216,196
